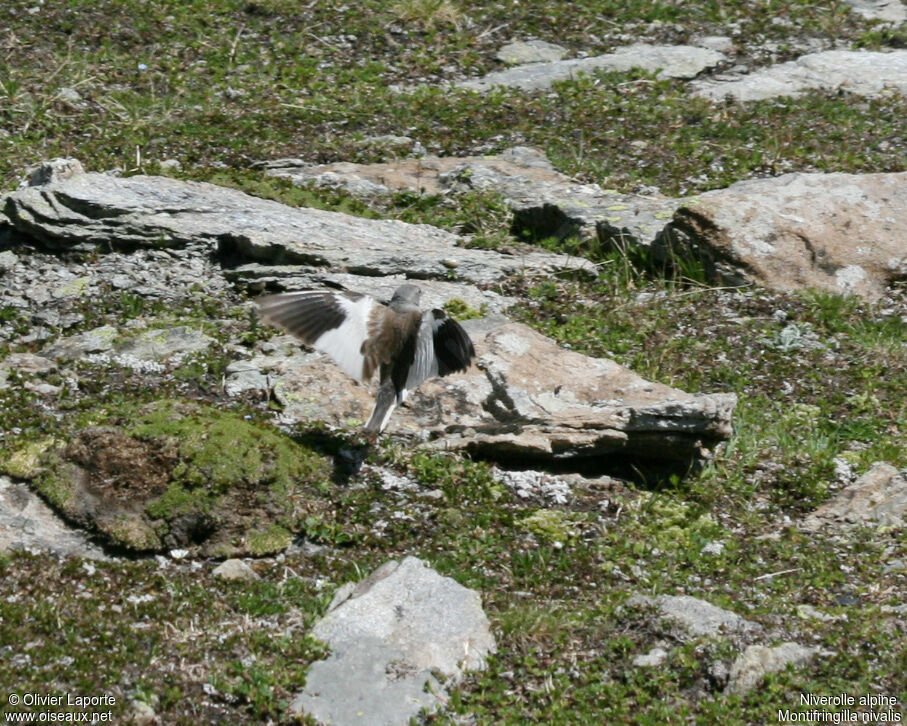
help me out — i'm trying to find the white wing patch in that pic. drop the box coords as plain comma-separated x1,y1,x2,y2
312,294,376,382
256,290,379,383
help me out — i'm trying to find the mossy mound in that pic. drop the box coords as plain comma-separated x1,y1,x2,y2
15,400,337,556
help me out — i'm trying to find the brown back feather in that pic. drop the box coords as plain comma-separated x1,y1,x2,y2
361,307,421,381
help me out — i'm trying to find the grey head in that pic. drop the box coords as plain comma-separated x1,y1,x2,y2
388,284,422,313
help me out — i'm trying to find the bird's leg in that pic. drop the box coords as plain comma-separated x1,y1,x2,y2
364,375,398,434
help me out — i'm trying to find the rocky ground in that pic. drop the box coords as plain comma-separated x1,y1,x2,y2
1,1,906,724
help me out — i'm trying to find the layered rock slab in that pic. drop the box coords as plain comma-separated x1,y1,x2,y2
232,318,736,473
289,556,495,725
658,171,907,300
264,146,679,250
456,43,726,93
692,49,907,102
2,162,592,285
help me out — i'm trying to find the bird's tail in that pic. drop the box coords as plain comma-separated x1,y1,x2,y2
364,381,398,433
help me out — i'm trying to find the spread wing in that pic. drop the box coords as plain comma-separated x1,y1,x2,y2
255,289,388,382
400,309,475,397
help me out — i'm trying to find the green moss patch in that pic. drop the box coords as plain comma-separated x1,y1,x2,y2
18,400,336,556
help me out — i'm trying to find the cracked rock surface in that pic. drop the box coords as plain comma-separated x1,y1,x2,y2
2,167,593,285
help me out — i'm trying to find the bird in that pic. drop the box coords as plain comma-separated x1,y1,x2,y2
255,284,476,433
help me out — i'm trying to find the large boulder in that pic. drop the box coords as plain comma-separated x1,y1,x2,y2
658,171,907,299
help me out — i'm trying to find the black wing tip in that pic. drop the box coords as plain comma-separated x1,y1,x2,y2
434,316,476,377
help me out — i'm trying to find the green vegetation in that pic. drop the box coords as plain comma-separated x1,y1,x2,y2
12,400,337,555
1,0,905,724
1,0,903,196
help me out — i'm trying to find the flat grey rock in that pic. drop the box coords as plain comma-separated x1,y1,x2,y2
843,0,906,24
42,325,118,360
632,594,761,639
212,558,260,582
0,475,107,558
692,49,907,102
115,326,217,362
659,171,907,300
266,147,679,250
727,643,821,694
457,43,726,92
802,462,907,532
223,359,272,397
496,40,568,65
290,557,495,725
655,595,761,638
228,266,518,315
42,324,216,365
3,164,592,286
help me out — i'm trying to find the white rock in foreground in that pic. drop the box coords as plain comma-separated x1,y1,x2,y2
289,557,495,725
